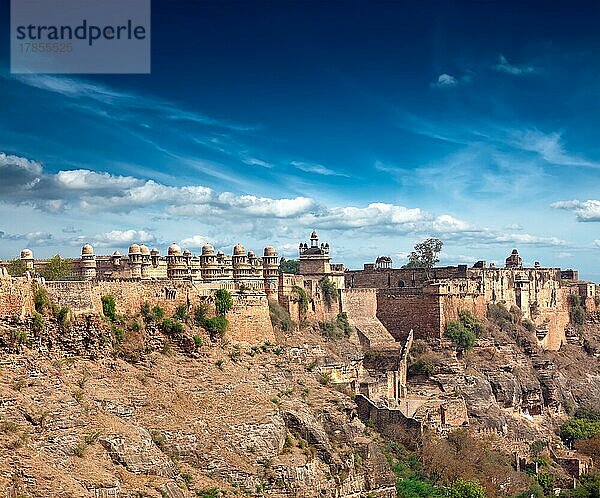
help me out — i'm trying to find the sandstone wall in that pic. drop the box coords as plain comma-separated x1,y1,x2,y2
339,288,378,318
228,293,275,343
346,266,468,289
376,289,441,341
440,293,487,326
0,276,34,319
0,277,274,344
355,394,422,449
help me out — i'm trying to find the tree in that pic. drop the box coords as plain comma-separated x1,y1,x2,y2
446,321,476,351
403,238,443,269
39,255,75,281
560,418,600,445
7,259,27,277
446,479,485,498
279,259,299,274
215,288,233,315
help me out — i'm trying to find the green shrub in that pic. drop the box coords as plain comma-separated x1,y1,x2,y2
101,295,117,322
193,303,209,326
141,302,152,320
193,335,203,348
446,479,485,498
292,285,310,315
537,471,553,491
409,356,437,376
336,312,351,335
319,277,338,307
279,259,299,274
152,305,164,320
487,302,514,324
13,329,29,346
32,311,45,334
173,304,189,322
161,318,184,336
575,406,600,422
571,306,586,325
7,258,27,277
112,326,125,343
203,316,228,336
215,288,233,315
560,418,600,445
445,320,476,350
457,310,485,337
129,320,141,332
32,284,51,313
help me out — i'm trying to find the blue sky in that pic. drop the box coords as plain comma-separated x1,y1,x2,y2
0,1,599,280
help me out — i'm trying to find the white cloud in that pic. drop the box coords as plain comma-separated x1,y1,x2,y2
594,240,600,249
433,73,458,87
91,229,156,247
552,199,600,222
487,232,565,246
493,54,534,75
180,235,210,248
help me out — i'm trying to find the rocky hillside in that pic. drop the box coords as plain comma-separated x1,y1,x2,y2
2,300,600,497
0,307,395,498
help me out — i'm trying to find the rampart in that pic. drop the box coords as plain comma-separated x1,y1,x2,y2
0,276,274,344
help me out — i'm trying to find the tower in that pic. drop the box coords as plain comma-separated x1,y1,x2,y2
80,243,97,280
298,231,331,275
263,245,279,296
20,248,34,271
128,244,142,278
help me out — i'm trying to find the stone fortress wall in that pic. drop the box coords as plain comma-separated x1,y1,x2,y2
2,232,598,352
0,276,274,344
346,250,597,351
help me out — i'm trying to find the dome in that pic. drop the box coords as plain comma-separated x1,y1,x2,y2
310,230,318,239
150,247,159,255
248,250,255,258
168,243,182,255
81,243,94,256
233,243,246,255
128,243,141,254
264,246,277,256
202,244,215,255
183,249,192,256
217,250,224,256
112,250,122,257
139,244,150,255
20,248,33,259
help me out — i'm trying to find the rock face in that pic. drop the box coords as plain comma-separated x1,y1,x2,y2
0,315,396,497
99,427,177,477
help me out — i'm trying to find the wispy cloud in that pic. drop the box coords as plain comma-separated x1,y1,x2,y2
12,74,251,132
510,130,600,169
492,54,535,75
290,161,349,177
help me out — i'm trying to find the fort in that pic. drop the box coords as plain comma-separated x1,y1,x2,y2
2,231,597,440
2,231,597,350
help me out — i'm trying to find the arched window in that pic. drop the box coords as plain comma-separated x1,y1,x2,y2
398,280,405,288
